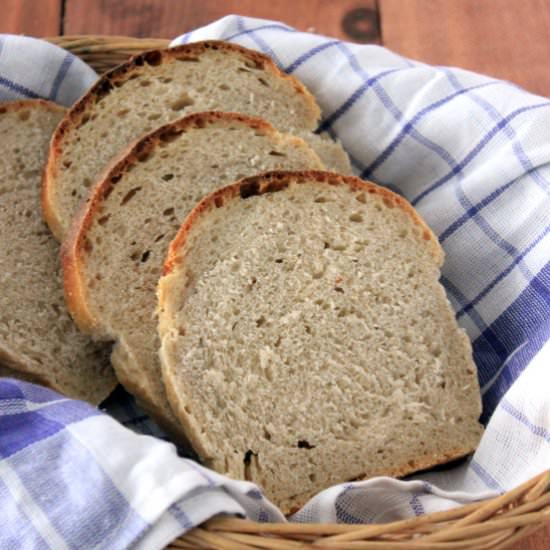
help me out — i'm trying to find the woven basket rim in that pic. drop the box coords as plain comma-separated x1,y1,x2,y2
42,33,550,549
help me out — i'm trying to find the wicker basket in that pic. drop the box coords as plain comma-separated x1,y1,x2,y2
44,35,550,549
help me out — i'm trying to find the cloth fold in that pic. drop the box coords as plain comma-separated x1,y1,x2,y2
1,15,548,549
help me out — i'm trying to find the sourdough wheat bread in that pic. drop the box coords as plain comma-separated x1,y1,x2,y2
158,171,483,512
62,112,324,424
43,40,350,240
0,100,116,404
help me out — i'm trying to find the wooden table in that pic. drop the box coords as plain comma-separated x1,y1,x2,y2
2,1,549,548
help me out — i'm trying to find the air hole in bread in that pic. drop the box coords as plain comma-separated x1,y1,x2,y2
18,111,31,121
136,149,152,162
148,113,162,121
120,187,142,206
83,178,92,188
83,237,93,253
97,214,110,226
63,160,72,168
161,173,174,181
160,77,172,83
255,316,266,327
245,58,263,69
170,93,194,111
140,250,151,263
163,207,175,217
349,212,363,222
269,150,286,157
238,67,252,74
258,77,269,87
243,449,253,462
140,79,152,87
116,108,130,117
159,130,182,144
297,440,315,449
219,83,230,91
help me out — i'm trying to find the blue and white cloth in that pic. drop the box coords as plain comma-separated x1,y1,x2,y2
1,14,549,549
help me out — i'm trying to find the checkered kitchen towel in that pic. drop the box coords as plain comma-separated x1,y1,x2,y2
1,15,549,549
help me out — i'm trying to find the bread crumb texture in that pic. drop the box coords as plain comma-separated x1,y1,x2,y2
159,171,483,512
0,101,115,404
68,115,324,420
46,41,349,239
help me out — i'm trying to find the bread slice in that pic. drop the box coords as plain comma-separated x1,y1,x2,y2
43,40,350,241
62,112,324,424
0,100,116,404
158,171,484,513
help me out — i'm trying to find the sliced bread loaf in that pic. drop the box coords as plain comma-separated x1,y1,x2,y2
0,100,116,404
43,40,350,241
157,171,483,513
62,112,324,424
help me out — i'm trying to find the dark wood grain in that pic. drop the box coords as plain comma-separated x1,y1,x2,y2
63,0,380,43
0,0,61,35
379,0,550,97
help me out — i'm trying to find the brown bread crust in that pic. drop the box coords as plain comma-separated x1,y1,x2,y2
158,171,475,514
163,170,444,279
42,40,321,240
61,111,308,336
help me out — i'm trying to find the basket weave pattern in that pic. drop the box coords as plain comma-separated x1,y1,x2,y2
45,35,550,549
